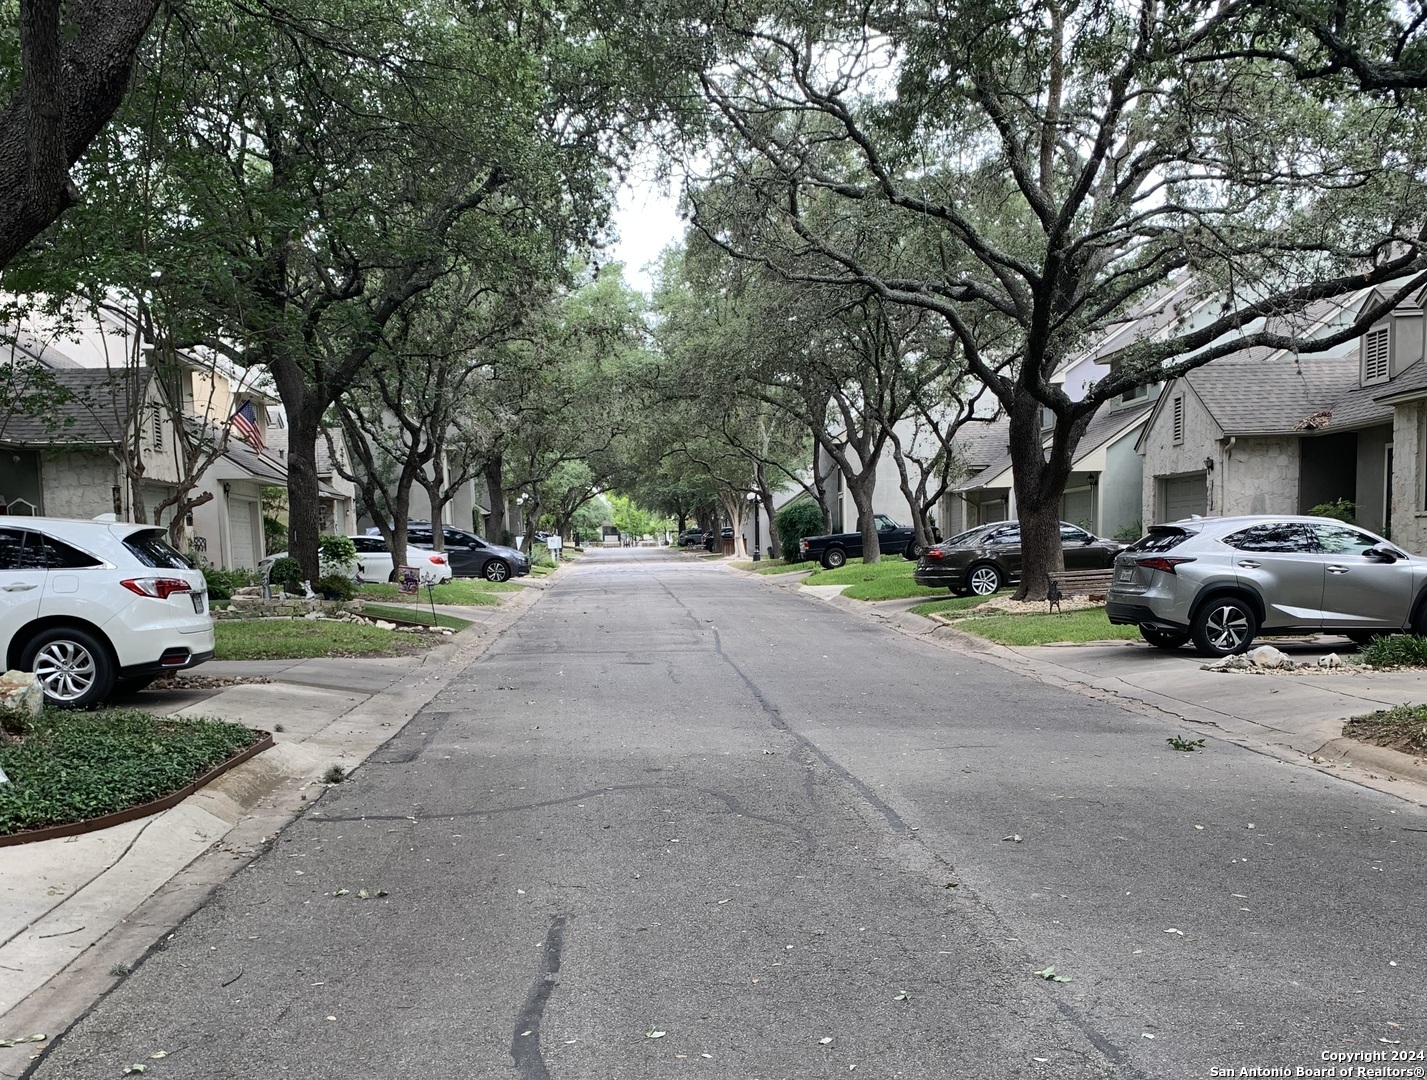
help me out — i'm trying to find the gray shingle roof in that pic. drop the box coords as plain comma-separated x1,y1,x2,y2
954,397,1154,491
0,367,151,446
1181,349,1397,435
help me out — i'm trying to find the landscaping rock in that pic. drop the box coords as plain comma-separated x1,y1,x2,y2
0,670,44,715
1318,653,1344,668
1248,645,1292,669
1201,655,1258,673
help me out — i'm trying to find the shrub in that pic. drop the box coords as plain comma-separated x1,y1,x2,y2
263,514,288,553
316,573,358,602
1360,634,1427,669
530,542,556,568
776,500,827,562
201,566,258,602
317,534,358,576
1113,520,1144,542
268,556,305,594
1308,499,1356,523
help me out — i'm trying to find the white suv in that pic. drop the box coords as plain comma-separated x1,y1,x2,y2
0,517,215,706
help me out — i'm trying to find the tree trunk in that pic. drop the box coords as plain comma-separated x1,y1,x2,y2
846,474,880,564
0,0,162,269
484,457,506,543
1007,391,1083,600
286,405,325,585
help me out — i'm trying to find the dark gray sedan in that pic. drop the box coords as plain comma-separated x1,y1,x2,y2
914,521,1126,596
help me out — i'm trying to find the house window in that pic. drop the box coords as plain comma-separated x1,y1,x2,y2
1363,326,1389,384
1171,396,1184,445
151,403,164,451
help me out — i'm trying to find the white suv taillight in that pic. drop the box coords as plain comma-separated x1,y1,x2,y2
121,577,194,599
428,554,448,565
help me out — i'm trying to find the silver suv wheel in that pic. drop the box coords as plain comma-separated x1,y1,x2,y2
25,627,115,706
1192,597,1257,657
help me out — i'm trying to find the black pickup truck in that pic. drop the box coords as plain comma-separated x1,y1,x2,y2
797,514,924,569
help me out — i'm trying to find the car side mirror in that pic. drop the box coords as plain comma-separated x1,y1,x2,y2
1364,546,1399,563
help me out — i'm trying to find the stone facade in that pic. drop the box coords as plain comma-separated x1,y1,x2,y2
1392,400,1427,554
39,451,120,519
1220,437,1301,516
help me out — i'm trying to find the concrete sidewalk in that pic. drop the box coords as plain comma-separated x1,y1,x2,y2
0,585,545,1072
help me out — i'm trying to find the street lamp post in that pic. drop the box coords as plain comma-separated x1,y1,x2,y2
746,491,761,562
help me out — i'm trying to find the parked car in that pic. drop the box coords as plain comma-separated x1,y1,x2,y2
0,516,214,706
798,514,924,569
1106,515,1427,657
677,528,706,547
375,523,530,582
259,537,453,586
914,521,1126,596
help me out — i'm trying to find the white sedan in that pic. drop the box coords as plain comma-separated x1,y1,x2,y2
260,536,453,586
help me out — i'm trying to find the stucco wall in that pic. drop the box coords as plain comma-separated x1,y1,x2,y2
1102,432,1145,537
40,451,119,519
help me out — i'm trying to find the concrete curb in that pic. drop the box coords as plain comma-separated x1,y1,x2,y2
0,582,546,1074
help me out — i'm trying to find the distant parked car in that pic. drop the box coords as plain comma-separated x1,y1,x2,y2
0,516,214,706
260,536,453,586
375,522,529,582
798,514,923,569
677,528,705,547
914,521,1126,596
1107,515,1427,657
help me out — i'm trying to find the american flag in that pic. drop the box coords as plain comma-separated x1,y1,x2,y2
230,399,264,449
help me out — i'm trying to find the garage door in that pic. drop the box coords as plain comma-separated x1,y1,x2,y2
230,499,257,568
1159,473,1207,523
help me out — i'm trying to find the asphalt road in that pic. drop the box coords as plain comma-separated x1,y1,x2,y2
28,549,1427,1079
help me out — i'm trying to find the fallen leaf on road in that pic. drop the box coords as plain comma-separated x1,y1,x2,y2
646,1031,666,1039
1002,835,1023,843
150,1051,167,1059
1033,966,1071,982
1164,928,1185,936
819,1037,833,1045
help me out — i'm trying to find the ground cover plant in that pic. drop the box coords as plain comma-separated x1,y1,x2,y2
0,707,259,836
1358,635,1427,668
1344,704,1427,757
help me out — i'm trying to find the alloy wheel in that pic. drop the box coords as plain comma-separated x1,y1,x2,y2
33,640,99,703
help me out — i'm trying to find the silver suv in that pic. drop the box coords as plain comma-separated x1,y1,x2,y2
1105,516,1427,657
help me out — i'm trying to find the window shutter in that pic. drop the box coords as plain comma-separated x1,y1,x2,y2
1364,327,1389,382
1172,396,1184,445
151,403,164,451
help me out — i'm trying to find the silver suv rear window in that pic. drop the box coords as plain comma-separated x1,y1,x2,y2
1127,528,1192,553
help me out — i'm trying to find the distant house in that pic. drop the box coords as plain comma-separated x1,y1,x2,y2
0,297,353,569
1135,285,1427,551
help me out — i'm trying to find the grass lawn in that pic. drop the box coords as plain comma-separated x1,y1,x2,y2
0,707,259,836
938,606,1142,646
1344,704,1427,755
730,558,809,575
802,557,945,601
358,580,502,605
361,602,471,631
215,619,427,660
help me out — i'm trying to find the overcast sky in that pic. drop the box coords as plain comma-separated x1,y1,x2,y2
605,177,685,295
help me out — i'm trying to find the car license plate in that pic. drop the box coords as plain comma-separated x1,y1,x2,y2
1115,566,1133,582
192,591,206,613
